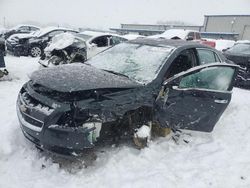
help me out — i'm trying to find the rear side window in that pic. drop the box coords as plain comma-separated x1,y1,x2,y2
197,49,221,65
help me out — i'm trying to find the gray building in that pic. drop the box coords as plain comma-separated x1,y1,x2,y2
110,15,250,40
203,15,250,40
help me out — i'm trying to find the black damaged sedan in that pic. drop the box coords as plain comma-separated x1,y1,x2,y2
17,38,238,156
223,42,250,89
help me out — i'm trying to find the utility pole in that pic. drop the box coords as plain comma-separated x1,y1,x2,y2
3,17,6,28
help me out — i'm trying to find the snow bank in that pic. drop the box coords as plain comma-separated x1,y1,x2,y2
135,125,151,138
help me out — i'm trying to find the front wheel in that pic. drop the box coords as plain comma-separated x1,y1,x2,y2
30,46,42,57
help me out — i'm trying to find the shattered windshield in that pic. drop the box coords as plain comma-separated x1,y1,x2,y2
87,42,174,84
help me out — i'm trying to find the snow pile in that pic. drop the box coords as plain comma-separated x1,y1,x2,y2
0,56,250,187
135,125,151,138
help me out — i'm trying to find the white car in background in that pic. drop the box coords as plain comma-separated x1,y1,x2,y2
76,31,128,58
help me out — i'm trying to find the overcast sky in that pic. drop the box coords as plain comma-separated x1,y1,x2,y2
0,0,249,29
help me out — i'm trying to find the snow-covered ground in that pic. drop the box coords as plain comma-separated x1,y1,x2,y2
1,56,250,188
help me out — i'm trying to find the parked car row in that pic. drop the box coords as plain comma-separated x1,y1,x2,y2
2,25,130,59
6,27,78,57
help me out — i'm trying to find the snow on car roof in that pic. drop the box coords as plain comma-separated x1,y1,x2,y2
10,24,40,30
148,29,198,40
79,30,126,41
35,26,77,37
235,40,250,44
130,37,205,48
122,34,144,40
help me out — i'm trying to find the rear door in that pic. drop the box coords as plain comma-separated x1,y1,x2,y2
155,63,238,132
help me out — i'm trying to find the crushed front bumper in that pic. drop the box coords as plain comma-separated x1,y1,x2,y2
16,90,101,156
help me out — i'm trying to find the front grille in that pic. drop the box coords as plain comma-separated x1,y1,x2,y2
20,89,54,115
20,110,43,128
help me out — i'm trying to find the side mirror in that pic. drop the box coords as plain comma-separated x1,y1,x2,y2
222,48,229,52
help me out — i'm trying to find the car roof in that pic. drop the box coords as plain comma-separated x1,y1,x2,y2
36,26,78,37
11,24,40,30
128,38,207,48
148,29,199,40
80,30,126,39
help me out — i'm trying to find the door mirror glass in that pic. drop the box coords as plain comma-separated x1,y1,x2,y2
179,66,235,91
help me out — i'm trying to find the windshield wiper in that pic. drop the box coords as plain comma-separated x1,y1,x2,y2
102,69,129,78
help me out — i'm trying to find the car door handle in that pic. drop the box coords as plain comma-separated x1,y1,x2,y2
214,99,228,104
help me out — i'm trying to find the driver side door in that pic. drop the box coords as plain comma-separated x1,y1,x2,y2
155,63,238,132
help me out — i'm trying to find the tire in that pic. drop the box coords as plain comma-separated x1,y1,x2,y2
30,46,42,57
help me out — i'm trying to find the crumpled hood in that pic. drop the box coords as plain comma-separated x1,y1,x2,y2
31,63,142,92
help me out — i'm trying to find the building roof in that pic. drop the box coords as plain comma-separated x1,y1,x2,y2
205,14,250,17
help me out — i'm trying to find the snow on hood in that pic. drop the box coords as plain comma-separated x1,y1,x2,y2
7,32,35,40
31,63,141,92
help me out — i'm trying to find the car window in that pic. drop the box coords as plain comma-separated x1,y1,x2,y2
197,49,221,64
179,66,235,91
227,43,250,55
111,36,127,45
67,30,78,34
165,49,197,79
29,27,38,31
91,36,109,47
195,32,201,40
18,26,29,31
187,32,194,40
47,30,64,37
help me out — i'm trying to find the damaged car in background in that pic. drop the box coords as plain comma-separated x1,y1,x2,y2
38,33,87,67
6,27,78,57
17,38,239,156
76,30,128,58
223,41,250,89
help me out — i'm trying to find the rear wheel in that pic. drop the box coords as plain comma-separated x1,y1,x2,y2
30,46,42,57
